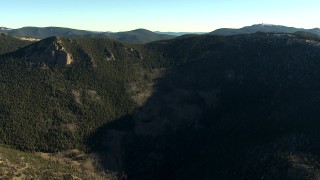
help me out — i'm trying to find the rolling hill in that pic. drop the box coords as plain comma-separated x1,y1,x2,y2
109,28,176,44
0,27,175,44
210,24,320,36
2,32,320,179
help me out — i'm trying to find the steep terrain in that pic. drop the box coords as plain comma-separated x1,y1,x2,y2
2,32,320,179
3,36,74,65
0,27,175,44
0,37,145,153
91,33,320,179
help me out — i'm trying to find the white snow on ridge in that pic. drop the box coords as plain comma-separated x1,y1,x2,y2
14,36,40,42
0,27,11,31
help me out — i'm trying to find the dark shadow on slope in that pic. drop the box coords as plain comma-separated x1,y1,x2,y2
89,34,320,180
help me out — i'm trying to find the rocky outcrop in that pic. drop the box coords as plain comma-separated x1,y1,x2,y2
104,48,115,61
23,37,73,65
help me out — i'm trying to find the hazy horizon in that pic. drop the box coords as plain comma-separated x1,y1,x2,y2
2,0,320,32
1,23,320,33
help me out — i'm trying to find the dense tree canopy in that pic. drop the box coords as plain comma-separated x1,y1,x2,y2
1,32,320,179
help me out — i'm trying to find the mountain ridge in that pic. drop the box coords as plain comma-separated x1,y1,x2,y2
210,24,320,36
3,24,320,44
0,27,175,44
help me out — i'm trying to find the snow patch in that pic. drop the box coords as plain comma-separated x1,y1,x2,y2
15,37,40,42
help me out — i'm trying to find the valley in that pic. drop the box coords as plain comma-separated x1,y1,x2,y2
1,29,320,179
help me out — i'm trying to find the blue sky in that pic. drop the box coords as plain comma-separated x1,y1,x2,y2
1,0,319,32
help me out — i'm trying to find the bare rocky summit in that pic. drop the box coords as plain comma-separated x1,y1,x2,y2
22,37,73,65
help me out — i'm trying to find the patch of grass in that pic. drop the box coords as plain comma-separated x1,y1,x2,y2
0,145,115,179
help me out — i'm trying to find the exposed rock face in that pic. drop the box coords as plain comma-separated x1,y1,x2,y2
104,48,115,61
23,37,73,65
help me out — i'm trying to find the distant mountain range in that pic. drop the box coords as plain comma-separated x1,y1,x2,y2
210,24,320,36
0,27,175,44
1,24,319,45
0,27,11,31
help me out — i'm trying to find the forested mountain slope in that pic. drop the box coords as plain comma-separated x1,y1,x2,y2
0,36,145,153
1,32,320,179
92,33,320,179
0,33,32,54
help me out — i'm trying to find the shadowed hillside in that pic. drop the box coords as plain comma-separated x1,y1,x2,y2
90,33,320,179
2,32,320,179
